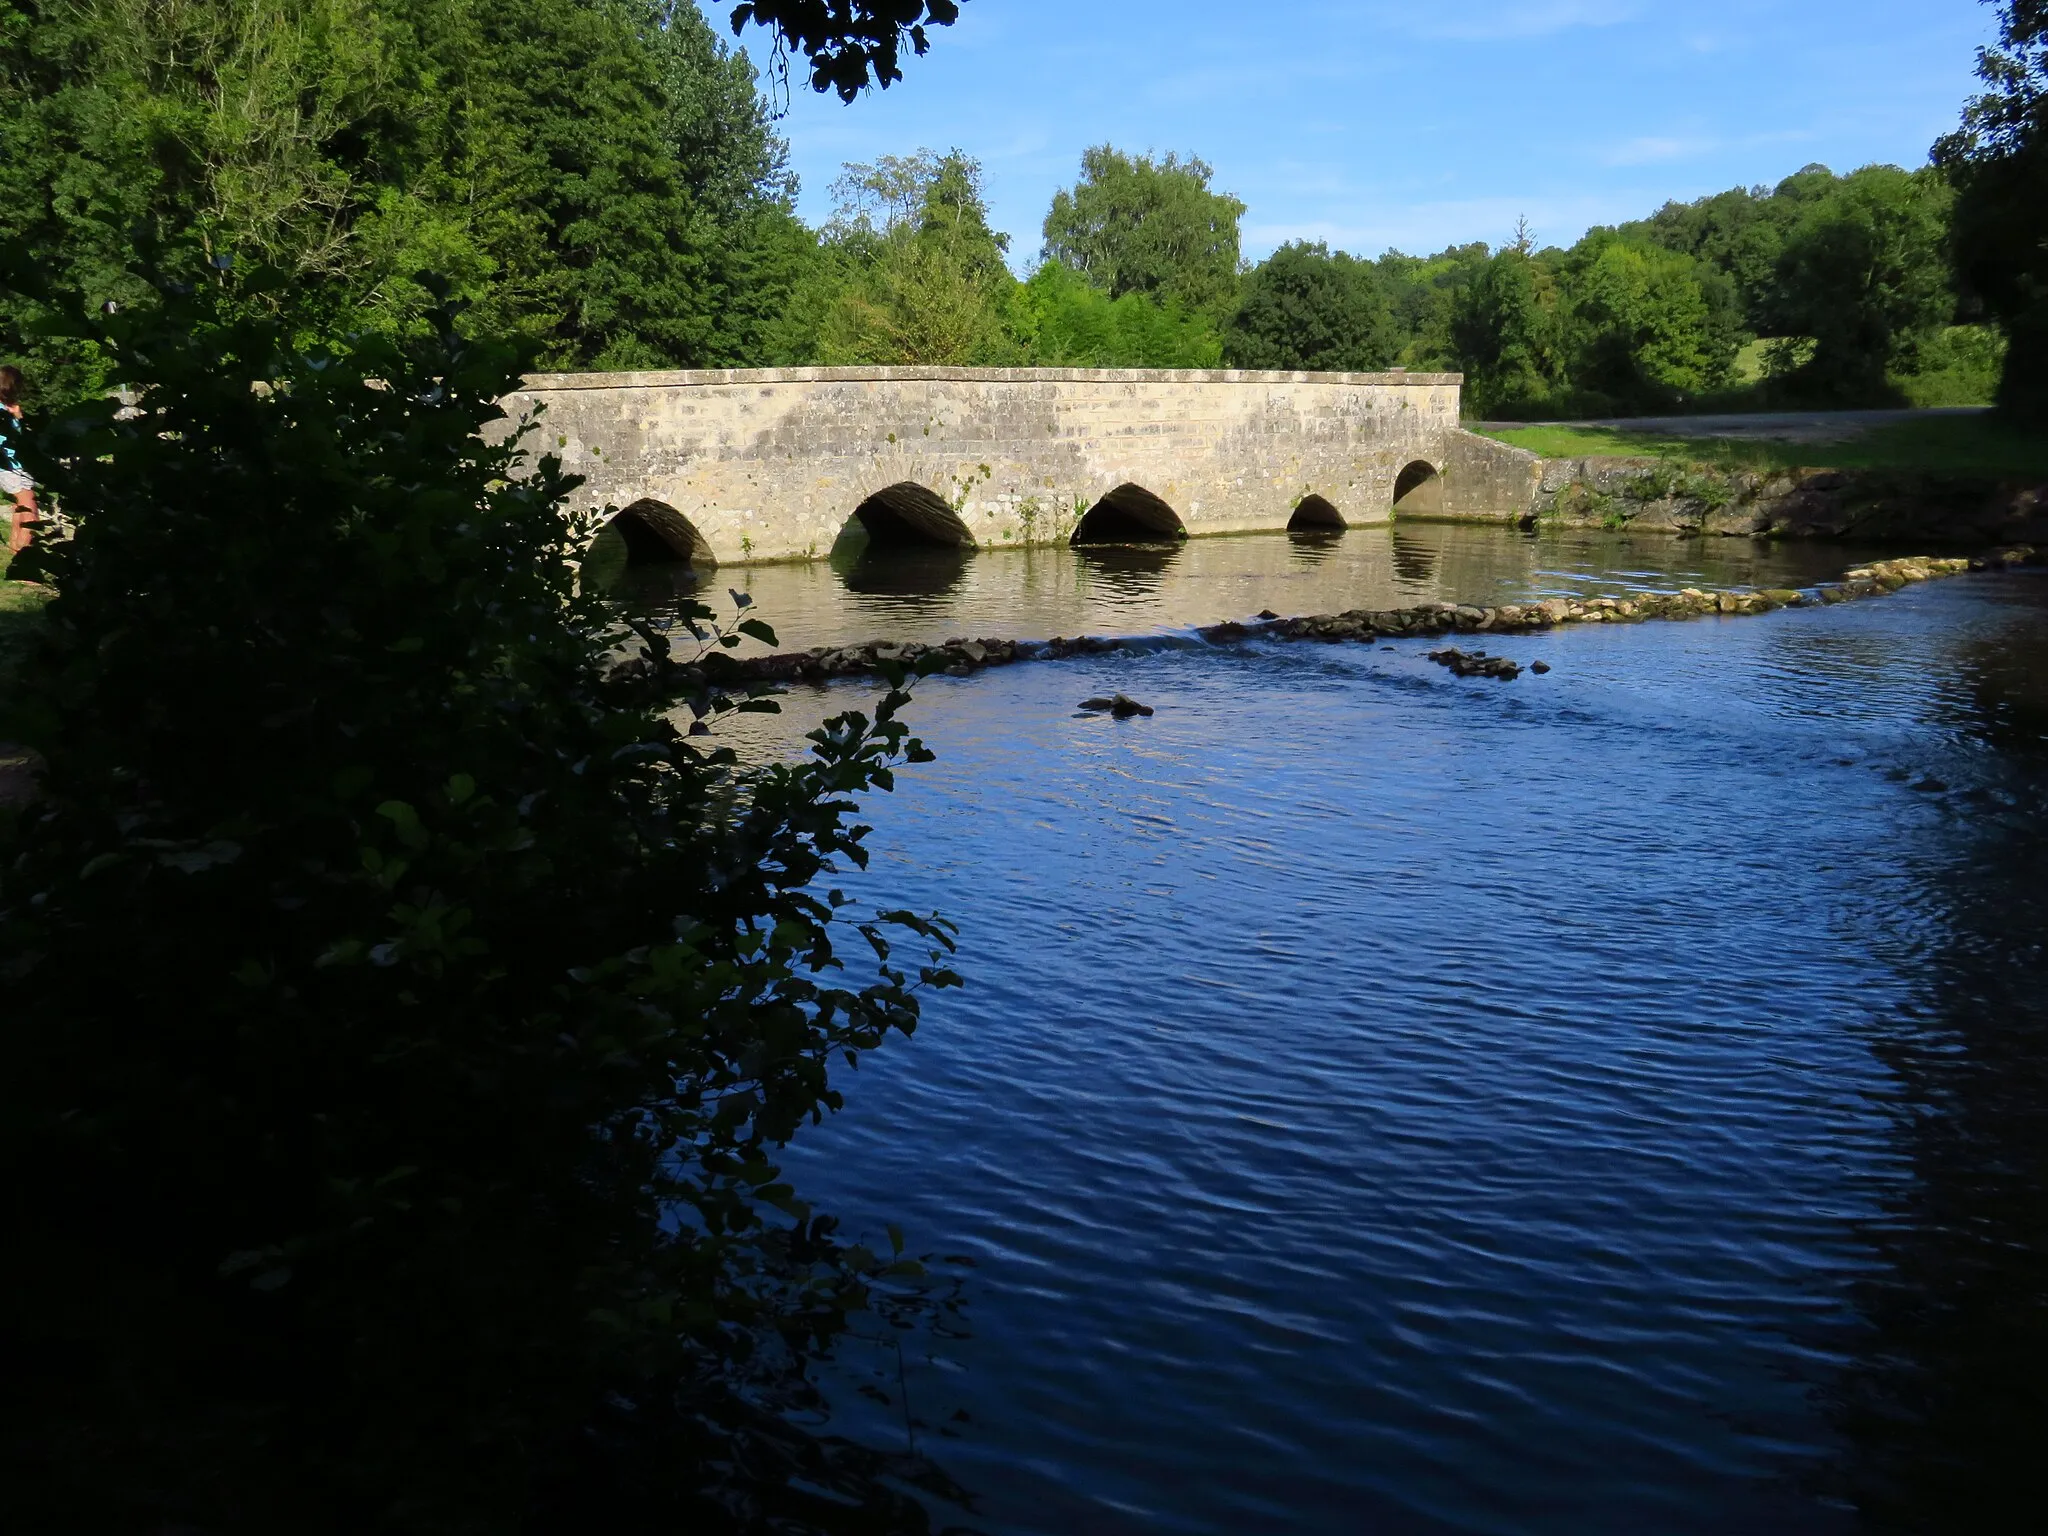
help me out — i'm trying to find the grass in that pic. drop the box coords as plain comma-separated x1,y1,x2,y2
1477,412,2048,479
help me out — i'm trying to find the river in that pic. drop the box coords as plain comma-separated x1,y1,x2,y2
611,524,2048,1534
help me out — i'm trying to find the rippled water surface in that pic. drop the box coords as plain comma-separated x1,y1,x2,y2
642,529,2048,1533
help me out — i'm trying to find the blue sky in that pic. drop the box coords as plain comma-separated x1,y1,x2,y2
708,0,2000,266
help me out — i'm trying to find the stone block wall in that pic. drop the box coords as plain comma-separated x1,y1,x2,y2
499,366,1518,564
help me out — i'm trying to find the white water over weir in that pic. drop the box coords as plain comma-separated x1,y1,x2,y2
496,366,1542,567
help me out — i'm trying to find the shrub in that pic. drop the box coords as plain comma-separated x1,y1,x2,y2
0,259,959,1532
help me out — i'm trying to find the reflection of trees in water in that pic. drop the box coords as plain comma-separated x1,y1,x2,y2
1827,597,2048,1531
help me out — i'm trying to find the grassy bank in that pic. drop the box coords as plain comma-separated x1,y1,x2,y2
1480,413,2048,479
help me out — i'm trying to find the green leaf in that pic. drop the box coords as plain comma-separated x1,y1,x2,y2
376,800,429,850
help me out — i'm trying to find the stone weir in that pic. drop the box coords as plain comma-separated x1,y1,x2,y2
501,366,1537,565
698,547,2042,688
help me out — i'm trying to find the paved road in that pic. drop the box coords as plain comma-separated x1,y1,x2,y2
1478,407,1991,443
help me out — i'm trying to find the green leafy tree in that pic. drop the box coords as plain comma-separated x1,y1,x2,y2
0,0,413,399
1448,246,1559,416
1041,145,1246,318
0,259,964,1532
424,0,714,369
1376,242,1491,368
0,0,962,391
638,0,813,365
1009,260,1223,367
1766,165,1956,403
1225,240,1396,371
1937,0,2048,418
1623,164,1843,337
815,148,1017,364
1555,234,1734,409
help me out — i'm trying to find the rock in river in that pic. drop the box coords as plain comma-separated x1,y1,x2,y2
1081,693,1155,718
1427,647,1524,681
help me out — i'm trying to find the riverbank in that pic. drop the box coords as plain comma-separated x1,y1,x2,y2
1471,413,2048,547
707,545,2043,687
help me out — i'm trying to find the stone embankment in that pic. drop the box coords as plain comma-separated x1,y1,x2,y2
708,546,2043,688
1525,458,2048,545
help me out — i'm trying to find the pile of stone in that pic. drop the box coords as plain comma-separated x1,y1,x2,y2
1079,693,1155,718
1426,648,1523,680
730,635,1027,683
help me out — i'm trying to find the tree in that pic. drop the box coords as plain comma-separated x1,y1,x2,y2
1448,247,1559,416
0,0,415,400
1041,146,1245,318
0,0,970,393
1556,234,1733,409
1623,166,1840,338
1376,242,1491,369
638,1,811,365
727,0,961,100
816,148,1016,364
1767,165,1956,403
1225,241,1396,372
0,252,964,1536
1009,260,1223,367
1937,0,2048,419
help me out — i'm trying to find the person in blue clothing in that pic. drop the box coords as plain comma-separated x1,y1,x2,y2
1,364,39,556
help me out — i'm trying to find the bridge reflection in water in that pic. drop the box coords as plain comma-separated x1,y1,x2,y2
586,522,1898,659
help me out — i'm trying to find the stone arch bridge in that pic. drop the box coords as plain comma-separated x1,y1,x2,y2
499,366,1539,567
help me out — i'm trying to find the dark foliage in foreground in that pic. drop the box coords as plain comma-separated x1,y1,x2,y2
730,0,963,100
0,257,962,1532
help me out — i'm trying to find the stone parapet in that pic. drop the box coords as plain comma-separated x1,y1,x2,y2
498,367,1512,565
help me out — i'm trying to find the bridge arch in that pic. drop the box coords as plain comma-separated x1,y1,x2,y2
602,498,715,567
850,481,976,548
1072,483,1187,545
1288,494,1345,531
1392,460,1444,517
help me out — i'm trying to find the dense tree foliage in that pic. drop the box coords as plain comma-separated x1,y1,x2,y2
1041,146,1246,319
1316,162,1994,416
0,0,812,393
1012,260,1222,367
812,149,1016,364
2,0,1992,418
1224,241,1395,372
1938,0,2048,418
0,255,970,1535
1766,166,1956,403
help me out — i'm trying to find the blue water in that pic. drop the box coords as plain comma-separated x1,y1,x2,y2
700,539,2048,1532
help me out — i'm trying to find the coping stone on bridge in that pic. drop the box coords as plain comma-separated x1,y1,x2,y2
499,366,1540,566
